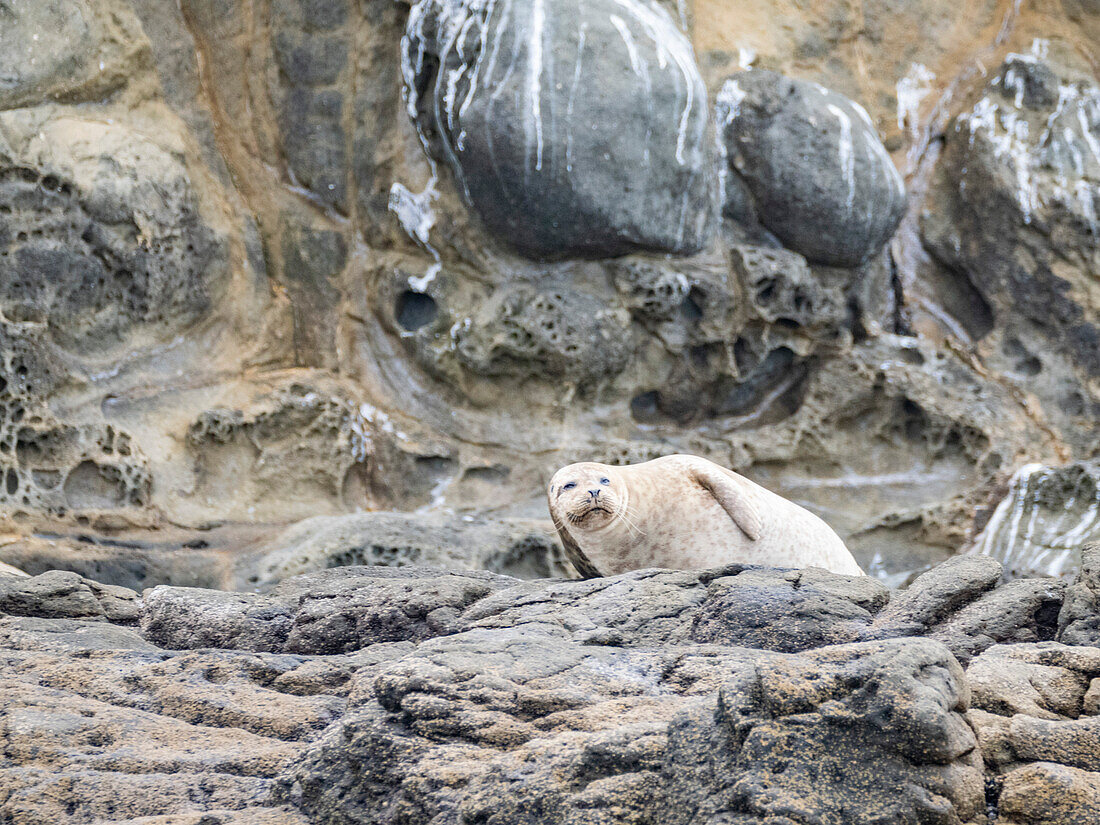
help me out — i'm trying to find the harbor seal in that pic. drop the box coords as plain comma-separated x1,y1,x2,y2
547,454,864,577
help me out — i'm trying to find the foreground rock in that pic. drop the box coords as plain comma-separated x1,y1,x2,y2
4,551,1100,823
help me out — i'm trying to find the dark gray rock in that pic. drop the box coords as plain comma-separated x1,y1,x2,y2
867,554,1004,638
972,464,1100,580
717,69,906,267
688,566,887,652
141,586,296,652
283,567,511,654
284,629,984,824
1059,544,1100,646
929,577,1065,665
142,566,517,654
0,616,157,652
403,0,711,259
921,56,1100,452
0,114,227,353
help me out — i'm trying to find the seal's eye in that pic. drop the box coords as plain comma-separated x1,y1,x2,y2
600,478,610,485
563,482,577,490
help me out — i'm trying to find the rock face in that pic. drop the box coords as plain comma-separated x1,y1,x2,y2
6,556,1100,823
0,0,1097,606
971,463,1100,579
717,69,907,267
402,0,711,258
922,52,1100,454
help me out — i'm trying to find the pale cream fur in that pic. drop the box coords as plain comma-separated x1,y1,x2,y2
547,455,864,577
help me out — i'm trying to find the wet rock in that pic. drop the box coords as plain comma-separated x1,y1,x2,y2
403,0,711,258
717,69,906,267
863,555,1064,665
0,616,157,652
688,566,888,652
1059,544,1100,646
972,464,1100,580
867,554,1003,638
286,631,984,824
929,578,1065,665
238,510,570,589
141,586,296,653
142,566,516,654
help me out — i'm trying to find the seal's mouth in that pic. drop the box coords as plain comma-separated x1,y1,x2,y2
570,505,612,524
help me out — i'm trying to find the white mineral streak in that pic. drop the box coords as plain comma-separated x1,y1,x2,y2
960,96,1036,222
564,23,587,173
714,79,746,206
896,63,935,136
737,45,757,69
827,103,855,213
972,463,1100,578
610,0,701,167
389,178,442,288
959,66,1100,230
527,0,546,173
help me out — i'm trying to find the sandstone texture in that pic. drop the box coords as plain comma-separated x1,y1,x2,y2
0,0,1093,589
3,551,1100,823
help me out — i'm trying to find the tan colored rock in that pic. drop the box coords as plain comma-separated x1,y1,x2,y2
998,761,1100,825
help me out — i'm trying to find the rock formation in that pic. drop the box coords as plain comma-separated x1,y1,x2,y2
0,0,1095,587
3,550,1100,823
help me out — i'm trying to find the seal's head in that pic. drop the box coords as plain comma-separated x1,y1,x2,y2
548,462,626,532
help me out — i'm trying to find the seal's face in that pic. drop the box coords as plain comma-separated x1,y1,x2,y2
548,463,625,531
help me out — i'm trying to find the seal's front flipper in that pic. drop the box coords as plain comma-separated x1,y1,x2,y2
690,464,763,541
550,509,605,578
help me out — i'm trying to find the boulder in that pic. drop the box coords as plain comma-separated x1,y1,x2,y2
997,762,1100,825
716,69,906,267
402,0,711,258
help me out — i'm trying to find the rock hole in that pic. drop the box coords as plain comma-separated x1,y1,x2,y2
396,290,438,331
630,391,665,424
63,461,126,510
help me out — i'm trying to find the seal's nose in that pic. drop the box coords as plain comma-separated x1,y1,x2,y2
588,489,600,500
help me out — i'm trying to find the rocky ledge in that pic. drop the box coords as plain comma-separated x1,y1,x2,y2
4,548,1100,824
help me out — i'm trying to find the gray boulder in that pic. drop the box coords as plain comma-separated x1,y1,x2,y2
717,69,906,267
403,0,711,258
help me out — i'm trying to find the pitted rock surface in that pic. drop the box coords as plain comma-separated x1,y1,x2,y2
5,557,1099,823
